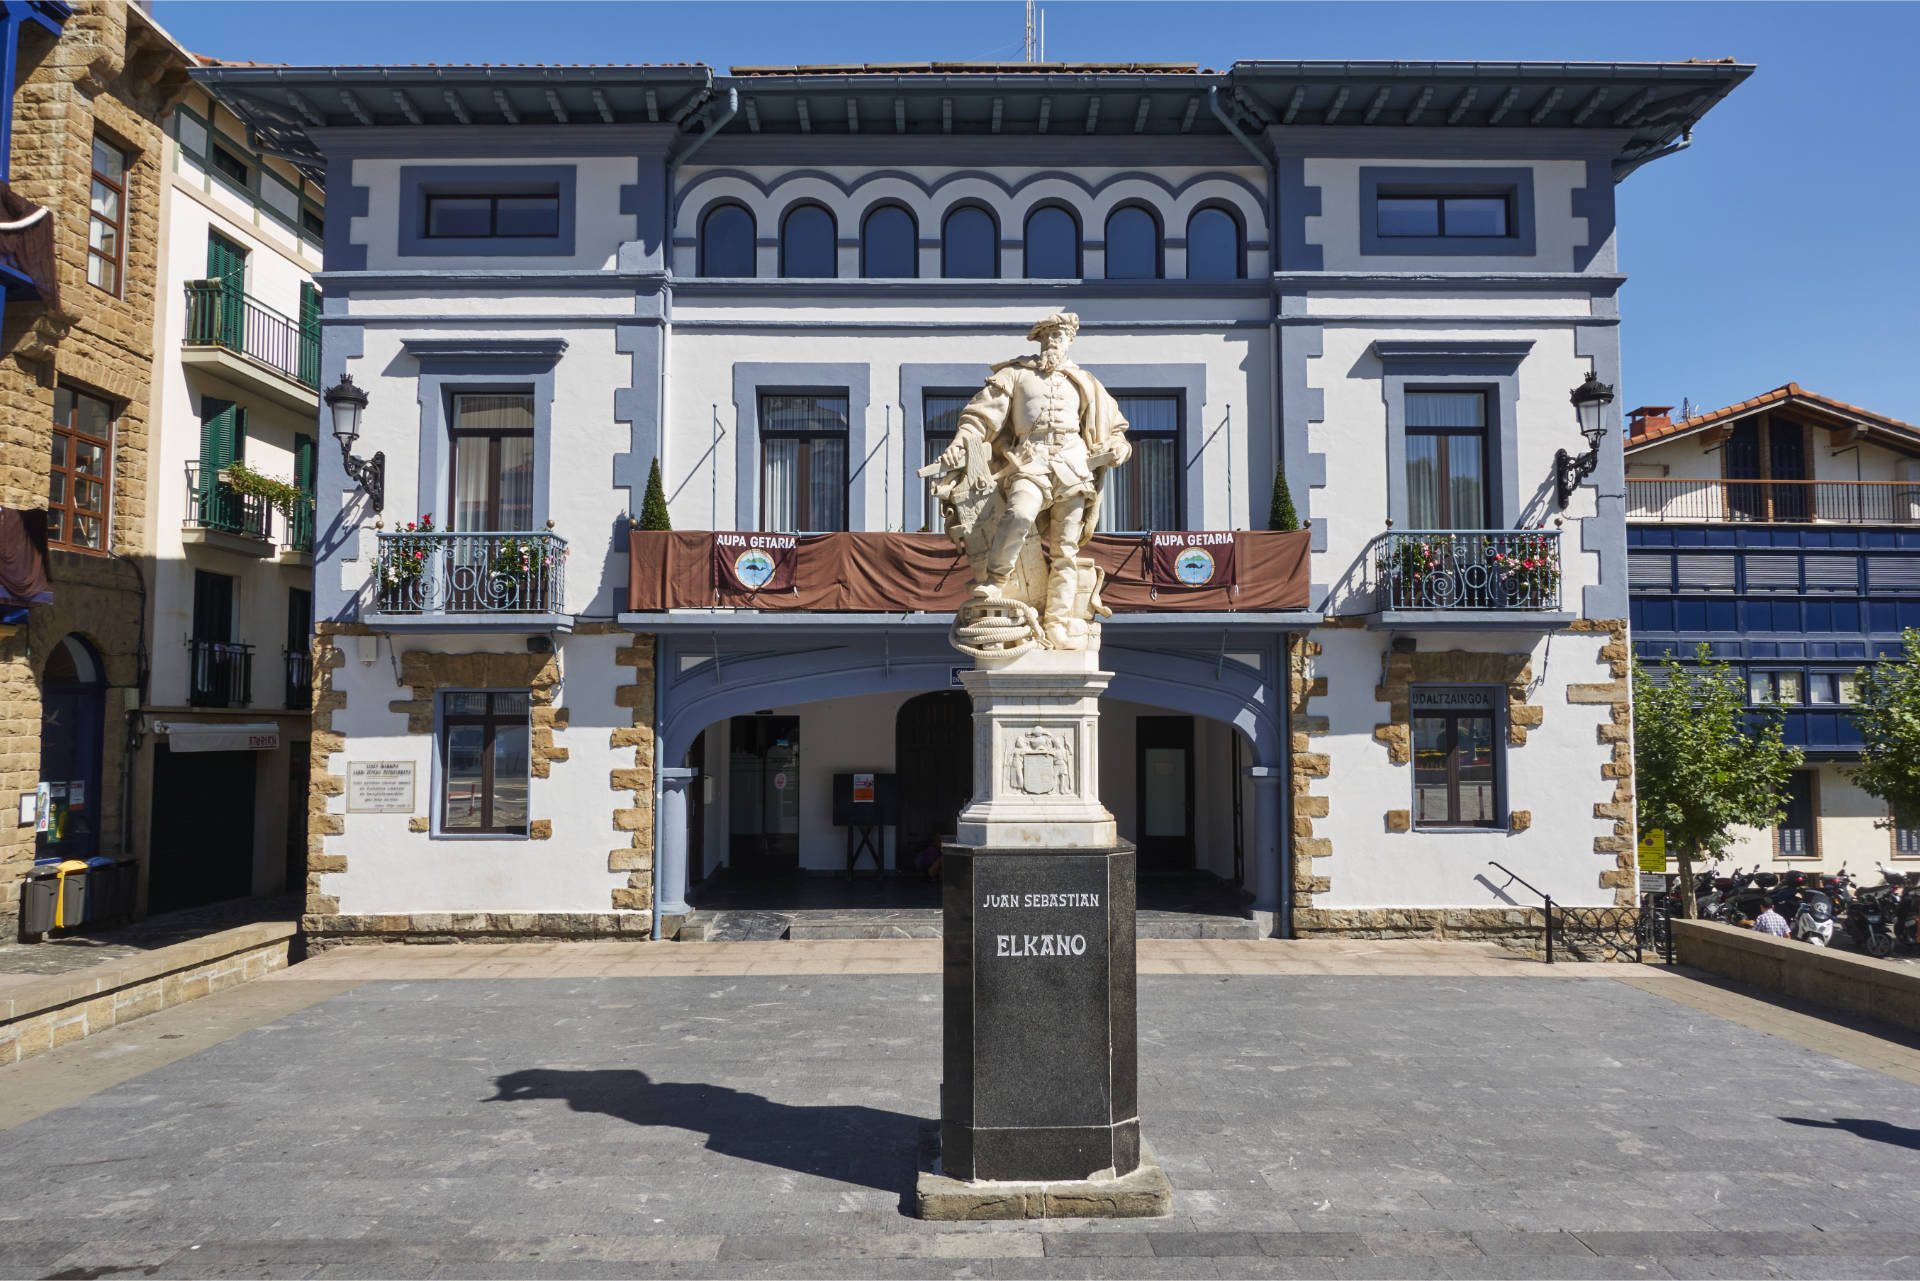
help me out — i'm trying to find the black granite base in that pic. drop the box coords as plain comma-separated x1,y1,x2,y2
937,843,1142,1185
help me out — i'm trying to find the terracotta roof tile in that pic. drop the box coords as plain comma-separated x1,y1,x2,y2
1627,383,1920,449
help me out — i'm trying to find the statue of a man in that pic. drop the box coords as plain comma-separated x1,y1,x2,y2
922,313,1131,654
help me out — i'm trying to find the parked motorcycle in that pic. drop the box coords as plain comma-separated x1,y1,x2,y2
1769,869,1835,947
1845,878,1899,959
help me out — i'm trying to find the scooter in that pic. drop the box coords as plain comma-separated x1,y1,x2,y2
1845,881,1899,958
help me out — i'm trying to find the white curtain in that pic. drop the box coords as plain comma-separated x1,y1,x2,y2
763,438,798,532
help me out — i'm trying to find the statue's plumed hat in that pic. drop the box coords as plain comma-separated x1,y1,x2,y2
1027,312,1080,343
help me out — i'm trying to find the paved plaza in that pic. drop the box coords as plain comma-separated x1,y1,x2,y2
2,941,1919,1279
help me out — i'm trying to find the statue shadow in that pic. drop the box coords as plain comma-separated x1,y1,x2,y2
489,1068,921,1198
1780,1115,1920,1151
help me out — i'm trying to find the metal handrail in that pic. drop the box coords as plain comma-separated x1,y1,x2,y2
1626,477,1920,525
373,529,568,616
184,461,271,543
1368,528,1562,612
183,280,319,390
188,638,254,709
283,647,312,711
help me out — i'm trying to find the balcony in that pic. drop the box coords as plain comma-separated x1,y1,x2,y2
284,647,311,711
1627,478,1920,526
183,462,272,557
188,639,253,708
370,530,570,630
1366,529,1571,627
181,280,320,413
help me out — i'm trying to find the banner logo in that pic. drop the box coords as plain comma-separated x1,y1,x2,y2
1174,547,1216,585
734,548,776,590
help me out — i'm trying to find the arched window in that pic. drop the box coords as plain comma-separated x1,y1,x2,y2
698,203,755,277
861,204,917,278
941,205,997,278
1186,206,1244,280
780,203,836,278
1023,205,1080,279
1104,205,1161,279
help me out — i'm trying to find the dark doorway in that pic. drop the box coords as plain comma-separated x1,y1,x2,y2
37,634,106,862
1778,769,1817,859
727,715,799,874
687,730,707,885
895,691,971,871
150,745,256,914
284,744,309,896
1136,716,1196,875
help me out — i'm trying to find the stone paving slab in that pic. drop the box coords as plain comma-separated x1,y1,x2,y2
0,894,301,987
1,969,1918,1278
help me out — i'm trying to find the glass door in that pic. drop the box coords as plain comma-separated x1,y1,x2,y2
1135,716,1195,874
727,715,800,874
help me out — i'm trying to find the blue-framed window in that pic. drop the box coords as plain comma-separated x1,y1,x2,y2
439,690,531,836
1024,205,1080,279
922,390,971,532
861,204,916,278
779,203,836,279
1104,205,1161,280
760,391,849,533
942,205,997,279
1100,394,1181,533
1359,167,1536,258
1185,206,1243,280
699,202,756,277
398,165,577,258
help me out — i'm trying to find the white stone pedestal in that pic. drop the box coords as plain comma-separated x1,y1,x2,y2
954,648,1116,850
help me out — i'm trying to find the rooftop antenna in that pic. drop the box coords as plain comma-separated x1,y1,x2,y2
1024,0,1035,62
1040,8,1045,61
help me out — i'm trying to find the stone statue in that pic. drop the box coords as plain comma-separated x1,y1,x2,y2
920,313,1131,658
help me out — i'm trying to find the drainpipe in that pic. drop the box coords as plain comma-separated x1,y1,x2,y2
650,654,664,940
1212,86,1293,938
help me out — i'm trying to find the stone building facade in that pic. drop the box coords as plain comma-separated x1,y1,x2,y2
0,3,195,935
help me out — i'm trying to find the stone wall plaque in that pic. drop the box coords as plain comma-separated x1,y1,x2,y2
347,760,416,813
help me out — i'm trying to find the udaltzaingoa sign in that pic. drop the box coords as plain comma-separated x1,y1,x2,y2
713,533,798,592
1148,531,1237,589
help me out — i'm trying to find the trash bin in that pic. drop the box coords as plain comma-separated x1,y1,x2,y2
84,857,117,922
52,859,88,930
19,865,59,935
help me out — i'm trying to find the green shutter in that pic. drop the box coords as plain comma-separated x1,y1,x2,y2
291,434,317,551
206,231,248,351
297,282,320,388
199,398,239,531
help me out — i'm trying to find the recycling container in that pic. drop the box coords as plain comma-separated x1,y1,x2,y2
84,856,117,922
52,859,87,930
18,866,58,935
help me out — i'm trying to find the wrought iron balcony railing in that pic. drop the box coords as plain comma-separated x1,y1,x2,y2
1370,529,1562,612
183,280,319,391
284,647,312,711
185,461,270,542
373,529,568,616
1626,477,1920,525
188,638,253,708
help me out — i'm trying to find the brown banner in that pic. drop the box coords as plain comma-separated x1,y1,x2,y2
629,529,1308,614
1148,531,1238,590
713,533,799,593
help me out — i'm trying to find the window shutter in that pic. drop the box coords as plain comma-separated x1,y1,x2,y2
199,398,236,471
1805,556,1862,591
1743,555,1800,591
1674,553,1736,591
294,434,315,491
1627,553,1673,589
1868,556,1920,590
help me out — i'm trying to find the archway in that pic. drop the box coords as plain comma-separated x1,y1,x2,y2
895,690,971,870
37,634,106,862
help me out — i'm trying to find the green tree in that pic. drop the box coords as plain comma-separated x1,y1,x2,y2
1845,627,1920,829
638,457,671,531
1267,460,1299,531
1632,645,1802,917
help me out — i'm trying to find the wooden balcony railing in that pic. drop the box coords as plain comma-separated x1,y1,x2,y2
1626,478,1920,525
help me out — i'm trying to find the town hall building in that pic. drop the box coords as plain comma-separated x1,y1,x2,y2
195,56,1751,943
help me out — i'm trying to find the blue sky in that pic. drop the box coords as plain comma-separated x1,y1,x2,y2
154,2,1920,422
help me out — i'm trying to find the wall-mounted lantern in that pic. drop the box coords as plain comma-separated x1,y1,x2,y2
324,373,383,513
1555,371,1615,509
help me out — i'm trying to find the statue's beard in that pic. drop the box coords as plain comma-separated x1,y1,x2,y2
1036,348,1067,374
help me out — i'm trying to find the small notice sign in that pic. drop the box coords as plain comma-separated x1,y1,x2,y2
852,773,875,804
348,761,416,813
1638,827,1667,873
1639,872,1669,893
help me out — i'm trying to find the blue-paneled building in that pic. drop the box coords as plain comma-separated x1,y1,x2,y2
1625,385,1920,868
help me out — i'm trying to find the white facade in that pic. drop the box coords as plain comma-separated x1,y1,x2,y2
190,60,1749,939
137,82,322,911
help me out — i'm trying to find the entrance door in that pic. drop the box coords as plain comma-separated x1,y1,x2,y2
37,635,106,862
1136,716,1195,875
727,715,799,873
687,730,707,886
896,691,972,869
284,745,309,897
149,745,256,914
1778,769,1817,858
